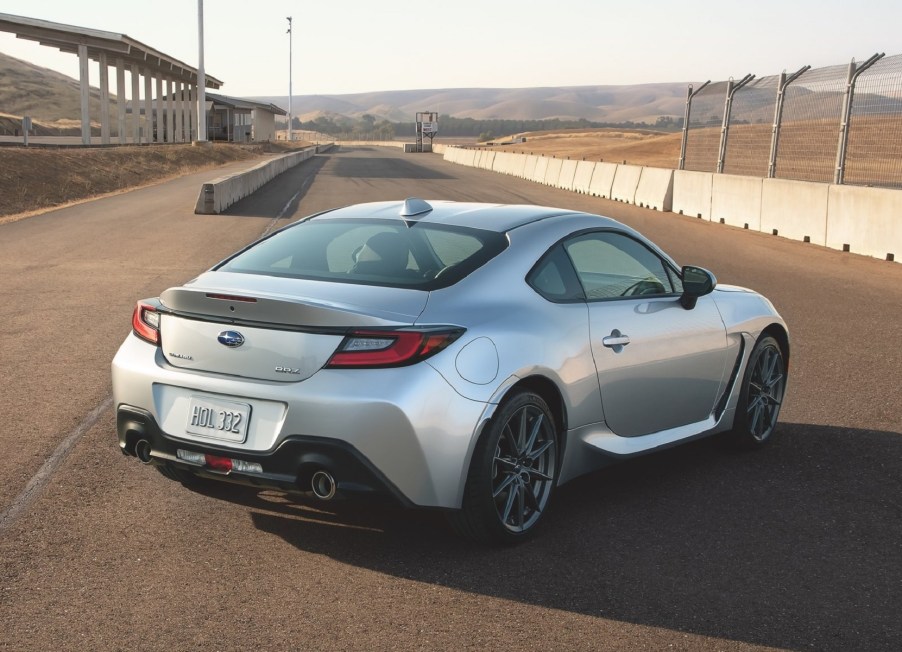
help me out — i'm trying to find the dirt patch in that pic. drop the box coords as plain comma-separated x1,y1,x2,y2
488,128,682,168
0,141,313,220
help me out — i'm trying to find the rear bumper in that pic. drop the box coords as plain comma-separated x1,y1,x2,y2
117,406,412,505
112,333,491,508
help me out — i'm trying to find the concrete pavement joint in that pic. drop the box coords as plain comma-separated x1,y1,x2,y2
0,395,113,534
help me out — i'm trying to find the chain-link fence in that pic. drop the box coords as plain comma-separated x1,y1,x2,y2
681,53,902,189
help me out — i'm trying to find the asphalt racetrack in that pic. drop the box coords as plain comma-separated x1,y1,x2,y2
1,146,900,651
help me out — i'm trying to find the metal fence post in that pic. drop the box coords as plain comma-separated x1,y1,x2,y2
834,52,884,184
678,80,710,170
717,74,754,174
768,65,811,178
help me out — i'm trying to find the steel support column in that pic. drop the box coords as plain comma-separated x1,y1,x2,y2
678,81,710,170
834,53,884,185
767,65,810,178
716,74,754,174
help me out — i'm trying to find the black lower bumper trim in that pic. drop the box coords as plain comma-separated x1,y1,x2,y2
117,406,411,506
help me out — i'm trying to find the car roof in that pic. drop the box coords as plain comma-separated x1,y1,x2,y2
310,198,614,233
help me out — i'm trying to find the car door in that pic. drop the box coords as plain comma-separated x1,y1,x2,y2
562,231,729,438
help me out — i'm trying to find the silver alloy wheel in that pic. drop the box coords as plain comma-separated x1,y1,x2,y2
491,404,557,533
746,342,785,442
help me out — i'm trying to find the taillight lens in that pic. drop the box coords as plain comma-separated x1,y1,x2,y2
132,300,161,345
326,328,464,368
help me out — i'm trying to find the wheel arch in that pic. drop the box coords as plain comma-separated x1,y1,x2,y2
761,323,790,369
507,375,569,467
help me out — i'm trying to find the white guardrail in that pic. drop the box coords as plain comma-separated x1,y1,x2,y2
194,144,334,215
440,146,901,263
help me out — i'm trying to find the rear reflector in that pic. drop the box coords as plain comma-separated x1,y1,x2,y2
177,449,263,475
326,328,464,368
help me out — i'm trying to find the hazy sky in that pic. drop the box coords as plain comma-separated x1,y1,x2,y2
1,0,900,98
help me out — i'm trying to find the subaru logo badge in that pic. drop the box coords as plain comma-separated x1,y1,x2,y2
217,330,245,348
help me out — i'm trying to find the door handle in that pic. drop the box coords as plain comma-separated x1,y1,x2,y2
602,330,630,349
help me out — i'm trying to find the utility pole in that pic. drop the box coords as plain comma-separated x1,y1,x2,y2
287,16,293,142
197,0,207,142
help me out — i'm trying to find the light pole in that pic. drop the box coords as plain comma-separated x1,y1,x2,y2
286,16,292,142
197,0,207,142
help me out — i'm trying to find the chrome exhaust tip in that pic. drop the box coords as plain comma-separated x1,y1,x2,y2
311,470,337,500
135,439,153,464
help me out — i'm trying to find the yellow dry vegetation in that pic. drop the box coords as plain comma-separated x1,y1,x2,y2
0,141,312,220
490,128,683,168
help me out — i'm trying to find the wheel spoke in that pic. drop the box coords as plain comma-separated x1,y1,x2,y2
501,482,518,523
525,467,553,482
766,373,784,390
517,408,530,455
523,412,544,458
493,472,517,499
526,439,553,461
493,456,517,471
517,481,525,528
523,483,541,514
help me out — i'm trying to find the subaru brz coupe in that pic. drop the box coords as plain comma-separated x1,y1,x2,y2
113,199,788,543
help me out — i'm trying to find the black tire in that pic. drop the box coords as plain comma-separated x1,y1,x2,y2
155,462,203,486
448,390,559,544
729,335,786,449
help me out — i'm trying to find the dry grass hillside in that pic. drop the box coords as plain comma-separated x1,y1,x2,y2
0,51,108,123
490,128,683,168
0,142,311,221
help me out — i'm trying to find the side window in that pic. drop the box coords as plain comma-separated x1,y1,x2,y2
564,232,674,300
527,245,585,302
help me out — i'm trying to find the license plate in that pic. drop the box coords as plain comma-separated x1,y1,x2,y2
185,396,251,443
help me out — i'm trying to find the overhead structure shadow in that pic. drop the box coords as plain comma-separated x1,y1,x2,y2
193,423,902,650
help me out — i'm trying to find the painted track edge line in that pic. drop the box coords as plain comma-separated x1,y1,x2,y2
0,395,114,534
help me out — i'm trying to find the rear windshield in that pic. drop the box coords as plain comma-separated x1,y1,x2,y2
216,218,508,289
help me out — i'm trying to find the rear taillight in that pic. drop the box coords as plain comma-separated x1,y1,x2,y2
132,300,161,345
326,328,464,368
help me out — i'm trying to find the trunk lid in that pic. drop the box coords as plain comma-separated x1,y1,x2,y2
157,272,428,382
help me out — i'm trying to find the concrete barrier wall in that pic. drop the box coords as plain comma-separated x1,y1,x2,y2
610,164,643,204
634,167,674,212
439,146,899,263
544,157,564,187
588,162,617,198
673,170,713,220
532,157,550,184
572,161,595,194
558,159,579,191
761,178,829,244
711,174,763,230
826,185,902,260
523,155,539,180
195,147,318,215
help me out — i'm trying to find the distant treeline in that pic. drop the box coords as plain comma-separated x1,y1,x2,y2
290,115,684,139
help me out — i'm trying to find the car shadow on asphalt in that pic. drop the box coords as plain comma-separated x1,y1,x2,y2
192,423,902,651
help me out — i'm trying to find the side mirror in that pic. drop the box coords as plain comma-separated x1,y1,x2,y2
680,266,716,310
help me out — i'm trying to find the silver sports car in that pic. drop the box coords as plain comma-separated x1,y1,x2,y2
112,198,788,543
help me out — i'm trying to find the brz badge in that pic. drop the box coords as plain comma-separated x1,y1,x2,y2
218,330,245,348
275,366,301,375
